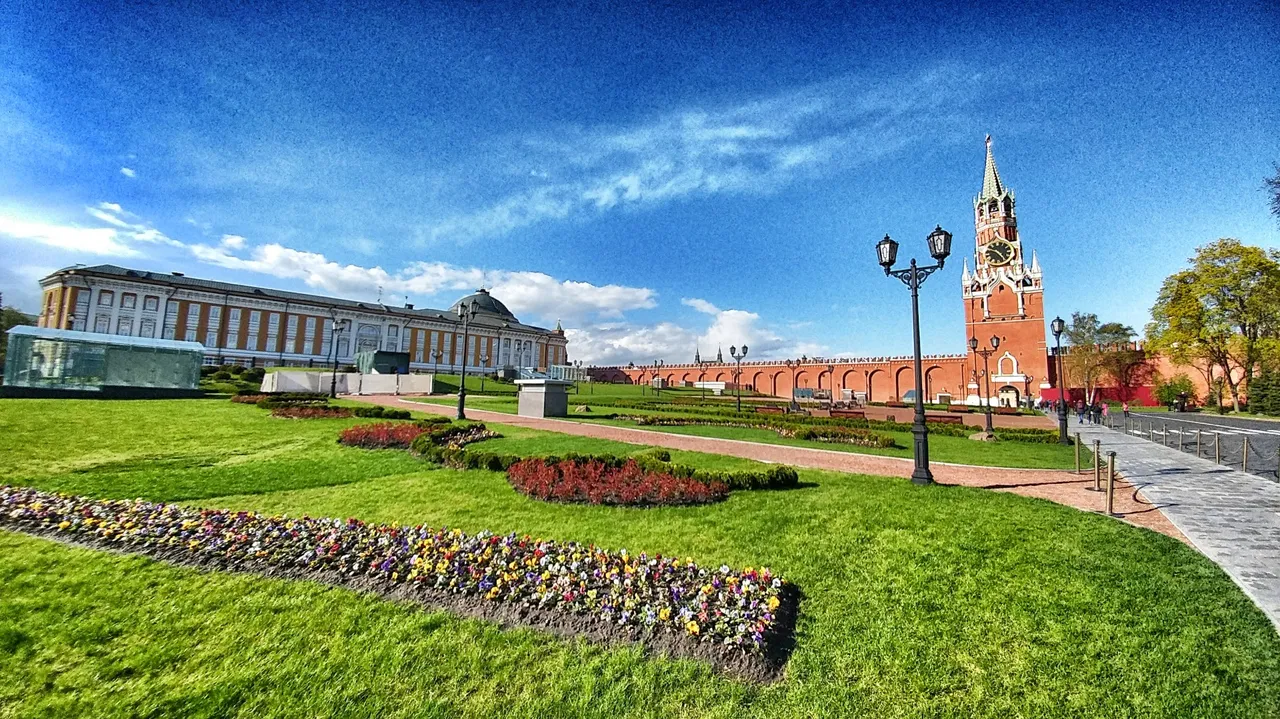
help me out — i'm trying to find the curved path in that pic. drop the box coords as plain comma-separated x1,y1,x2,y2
347,395,1183,541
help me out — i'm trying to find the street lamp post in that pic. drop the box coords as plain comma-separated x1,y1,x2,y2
479,355,489,393
652,360,665,397
824,363,835,406
698,361,710,401
328,319,347,398
730,345,748,412
877,225,953,485
455,300,478,420
784,358,801,411
1050,316,1070,444
968,335,1000,435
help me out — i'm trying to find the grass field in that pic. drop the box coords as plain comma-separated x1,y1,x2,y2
0,399,1276,718
408,396,1086,470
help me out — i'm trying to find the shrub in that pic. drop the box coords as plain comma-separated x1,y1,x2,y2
228,364,247,376
242,367,266,383
211,370,233,381
339,422,428,449
0,485,789,656
507,458,728,506
353,406,412,420
791,425,896,448
271,406,352,419
199,365,220,377
416,415,452,426
231,394,268,404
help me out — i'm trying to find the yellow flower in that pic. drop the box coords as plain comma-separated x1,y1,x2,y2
658,608,671,621
685,621,699,635
58,521,70,530
768,596,780,611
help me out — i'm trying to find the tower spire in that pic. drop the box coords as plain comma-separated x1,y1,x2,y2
981,134,1004,199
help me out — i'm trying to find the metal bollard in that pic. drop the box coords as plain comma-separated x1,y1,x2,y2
1215,433,1221,464
1243,438,1249,473
1162,422,1168,447
1196,429,1202,457
1177,426,1184,451
1106,451,1117,515
1093,439,1103,491
1075,432,1082,474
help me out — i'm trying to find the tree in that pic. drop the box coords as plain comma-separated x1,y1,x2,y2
1062,312,1150,402
1146,239,1280,411
1154,373,1198,408
1267,163,1280,226
0,305,36,372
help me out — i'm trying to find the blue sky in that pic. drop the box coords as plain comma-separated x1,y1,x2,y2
2,1,1277,365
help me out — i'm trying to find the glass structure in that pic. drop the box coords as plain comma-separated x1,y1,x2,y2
3,326,204,391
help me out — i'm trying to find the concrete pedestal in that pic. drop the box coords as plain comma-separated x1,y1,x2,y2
515,379,573,418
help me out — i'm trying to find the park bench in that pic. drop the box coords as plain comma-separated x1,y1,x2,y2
830,409,865,419
755,406,786,415
928,415,966,425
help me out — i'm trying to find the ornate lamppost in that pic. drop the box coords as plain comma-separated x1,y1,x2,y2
784,358,801,411
824,363,835,405
877,225,953,485
730,345,748,412
455,300,478,420
968,335,1000,435
328,319,348,399
479,354,489,393
1050,316,1070,444
652,359,665,397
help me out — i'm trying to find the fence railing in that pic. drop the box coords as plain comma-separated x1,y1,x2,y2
1114,415,1279,481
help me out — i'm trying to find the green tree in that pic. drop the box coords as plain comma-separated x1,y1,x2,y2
1146,239,1280,411
0,305,36,372
1267,163,1280,225
1154,373,1198,408
1063,313,1149,402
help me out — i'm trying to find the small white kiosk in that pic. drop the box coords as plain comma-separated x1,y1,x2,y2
515,378,574,418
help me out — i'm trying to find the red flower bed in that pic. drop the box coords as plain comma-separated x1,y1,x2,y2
508,458,728,507
338,422,428,449
271,406,352,419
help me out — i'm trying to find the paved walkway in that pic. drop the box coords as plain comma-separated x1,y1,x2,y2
1074,422,1280,631
345,395,1183,540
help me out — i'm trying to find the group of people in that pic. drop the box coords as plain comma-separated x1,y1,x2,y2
1038,397,1131,425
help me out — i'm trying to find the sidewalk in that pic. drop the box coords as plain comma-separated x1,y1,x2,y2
343,395,1184,540
1074,422,1280,632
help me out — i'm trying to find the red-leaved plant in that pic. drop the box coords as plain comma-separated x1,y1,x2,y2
507,458,727,507
271,406,353,419
338,422,428,449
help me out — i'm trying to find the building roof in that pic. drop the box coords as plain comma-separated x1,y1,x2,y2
980,134,1005,199
449,288,517,321
49,264,555,335
7,324,206,352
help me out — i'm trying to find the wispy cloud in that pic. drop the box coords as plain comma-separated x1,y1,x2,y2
119,167,136,178
423,66,984,243
0,203,182,256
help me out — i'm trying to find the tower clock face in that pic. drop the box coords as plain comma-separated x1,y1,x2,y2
984,239,1015,266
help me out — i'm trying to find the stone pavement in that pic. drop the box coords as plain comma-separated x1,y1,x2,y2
344,395,1184,540
1074,422,1280,632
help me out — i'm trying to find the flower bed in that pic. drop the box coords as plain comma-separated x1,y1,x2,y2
791,425,897,448
271,406,353,419
630,416,899,448
231,394,268,404
338,422,428,449
508,458,728,506
0,485,794,679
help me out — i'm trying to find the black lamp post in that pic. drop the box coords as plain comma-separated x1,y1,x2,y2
328,319,347,398
824,363,835,405
479,355,489,393
968,335,1000,435
573,359,582,393
455,300,478,420
698,360,710,401
730,345,748,412
877,224,952,485
1050,316,1070,444
784,358,801,411
652,359,664,396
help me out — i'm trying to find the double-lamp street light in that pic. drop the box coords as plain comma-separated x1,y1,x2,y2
328,319,348,399
968,335,1000,435
1050,315,1070,444
729,345,748,412
783,358,801,411
455,299,479,420
877,224,953,485
652,359,664,396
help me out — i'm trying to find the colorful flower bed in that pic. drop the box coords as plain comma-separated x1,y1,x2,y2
628,416,898,448
508,458,729,506
790,425,897,448
338,422,428,449
0,485,793,677
271,406,353,419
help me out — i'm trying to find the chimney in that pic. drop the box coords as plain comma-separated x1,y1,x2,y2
171,271,185,277
405,302,414,310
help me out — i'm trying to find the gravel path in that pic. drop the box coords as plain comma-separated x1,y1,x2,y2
344,395,1184,542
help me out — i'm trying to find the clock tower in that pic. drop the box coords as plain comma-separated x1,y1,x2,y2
961,136,1050,405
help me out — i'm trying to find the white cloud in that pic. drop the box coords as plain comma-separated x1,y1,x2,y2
681,297,720,315
346,236,379,255
422,66,984,243
187,240,656,324
220,234,246,249
0,216,138,256
120,167,136,178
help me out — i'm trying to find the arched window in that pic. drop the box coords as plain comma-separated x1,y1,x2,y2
1003,198,1013,214
997,352,1018,377
988,201,999,216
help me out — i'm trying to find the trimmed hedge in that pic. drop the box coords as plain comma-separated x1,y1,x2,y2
791,425,897,448
630,416,900,448
353,406,412,420
623,412,1058,444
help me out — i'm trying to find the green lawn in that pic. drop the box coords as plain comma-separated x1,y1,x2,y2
0,399,1276,718
408,396,1087,470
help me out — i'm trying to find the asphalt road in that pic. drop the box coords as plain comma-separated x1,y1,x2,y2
1109,411,1280,480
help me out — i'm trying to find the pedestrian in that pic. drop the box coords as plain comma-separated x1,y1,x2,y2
1101,402,1109,426
1122,401,1130,419
1076,399,1086,424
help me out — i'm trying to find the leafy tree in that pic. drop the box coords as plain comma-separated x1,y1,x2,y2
1146,239,1280,411
0,305,36,372
1062,313,1150,402
1267,163,1280,226
1154,373,1198,408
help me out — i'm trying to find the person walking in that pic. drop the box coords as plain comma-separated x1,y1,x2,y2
1122,401,1130,420
1076,399,1086,424
1101,402,1110,427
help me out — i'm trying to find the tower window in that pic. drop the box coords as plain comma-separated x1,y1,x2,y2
988,201,998,215
1003,198,1013,214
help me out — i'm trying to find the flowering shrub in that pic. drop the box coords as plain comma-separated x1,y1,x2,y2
508,458,728,506
338,422,428,449
631,416,899,449
0,485,789,659
790,426,896,448
271,406,353,419
420,422,502,449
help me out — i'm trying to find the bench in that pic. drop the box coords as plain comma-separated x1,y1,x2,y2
927,415,966,425
755,406,786,415
830,409,866,419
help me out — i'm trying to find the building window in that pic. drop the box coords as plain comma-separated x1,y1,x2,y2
72,293,89,331
163,301,179,339
414,331,425,363
284,315,299,353
429,331,439,363
97,290,114,307
184,303,201,342
225,308,241,349
385,324,399,352
202,356,219,366
265,312,280,352
121,293,136,310
247,311,261,351
321,320,333,358
205,306,222,347
94,314,110,333
139,318,156,339
143,295,159,312
116,316,133,336
442,334,452,366
303,317,317,353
